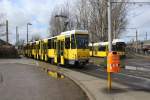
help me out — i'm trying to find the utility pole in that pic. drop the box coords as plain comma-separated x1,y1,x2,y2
16,26,19,47
16,26,18,45
146,32,147,40
27,24,28,44
113,20,116,39
107,0,112,91
6,20,8,43
136,30,138,53
108,0,112,52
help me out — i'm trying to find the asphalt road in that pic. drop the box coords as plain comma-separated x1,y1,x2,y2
72,64,150,90
125,54,150,68
89,54,150,79
0,60,88,100
67,55,150,91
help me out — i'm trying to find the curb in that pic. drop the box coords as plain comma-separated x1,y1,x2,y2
34,61,96,100
13,61,95,100
62,70,96,100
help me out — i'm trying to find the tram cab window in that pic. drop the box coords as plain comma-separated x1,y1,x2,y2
116,42,126,51
112,45,116,51
65,37,70,49
75,34,89,49
71,34,76,49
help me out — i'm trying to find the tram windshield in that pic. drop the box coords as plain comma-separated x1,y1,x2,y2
99,45,106,51
112,42,126,51
75,34,89,49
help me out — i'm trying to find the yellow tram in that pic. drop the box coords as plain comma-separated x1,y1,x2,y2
24,30,90,65
54,30,89,65
89,39,126,57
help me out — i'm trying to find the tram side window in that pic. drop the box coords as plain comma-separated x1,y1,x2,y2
89,46,92,50
65,37,70,49
51,39,54,49
33,43,35,49
48,39,51,49
71,34,76,49
61,41,64,50
43,43,45,51
54,41,56,49
37,44,39,49
39,42,41,49
44,43,47,52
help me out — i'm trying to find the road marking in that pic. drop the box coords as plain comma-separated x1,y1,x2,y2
117,73,150,82
125,65,150,72
125,66,137,70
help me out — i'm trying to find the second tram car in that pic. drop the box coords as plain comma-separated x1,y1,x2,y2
89,39,126,57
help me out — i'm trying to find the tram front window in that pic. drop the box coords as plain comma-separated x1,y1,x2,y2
99,46,106,51
75,34,89,49
116,42,126,51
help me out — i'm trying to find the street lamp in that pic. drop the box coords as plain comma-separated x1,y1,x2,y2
27,23,32,43
16,26,19,47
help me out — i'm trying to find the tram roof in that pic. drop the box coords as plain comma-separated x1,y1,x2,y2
47,36,57,40
113,39,124,43
91,39,125,46
60,30,88,36
95,42,108,46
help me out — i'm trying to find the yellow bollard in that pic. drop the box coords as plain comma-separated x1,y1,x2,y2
107,51,121,91
108,72,111,91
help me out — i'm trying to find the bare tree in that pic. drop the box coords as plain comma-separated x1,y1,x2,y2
49,0,128,42
0,13,6,37
49,1,71,37
82,0,127,42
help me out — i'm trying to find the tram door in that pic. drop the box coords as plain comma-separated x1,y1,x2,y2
57,40,65,65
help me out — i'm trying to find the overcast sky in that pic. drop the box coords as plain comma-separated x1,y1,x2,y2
0,0,150,44
120,0,150,42
0,0,67,44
